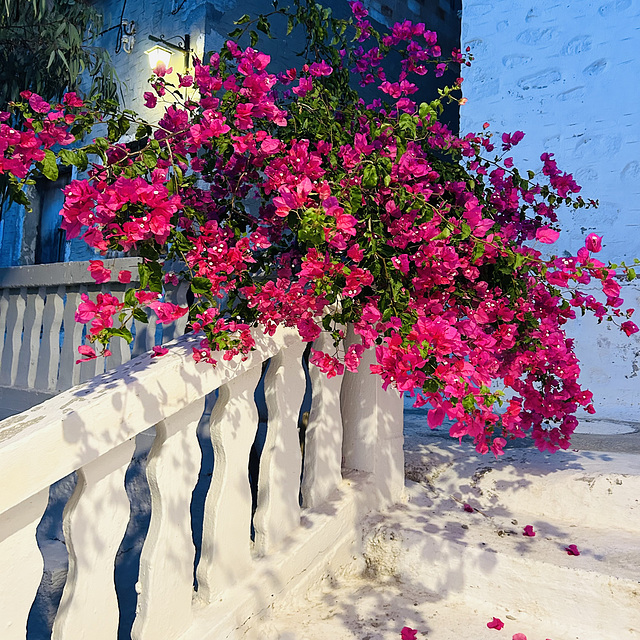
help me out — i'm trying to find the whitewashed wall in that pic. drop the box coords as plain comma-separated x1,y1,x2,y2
461,0,640,422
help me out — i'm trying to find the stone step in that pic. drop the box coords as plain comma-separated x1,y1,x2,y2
360,481,640,640
404,441,640,533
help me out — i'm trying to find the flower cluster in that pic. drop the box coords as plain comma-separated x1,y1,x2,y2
0,0,637,454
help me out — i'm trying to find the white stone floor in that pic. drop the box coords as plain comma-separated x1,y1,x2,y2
263,400,640,640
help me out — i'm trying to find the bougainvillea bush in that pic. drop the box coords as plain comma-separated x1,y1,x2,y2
0,0,637,455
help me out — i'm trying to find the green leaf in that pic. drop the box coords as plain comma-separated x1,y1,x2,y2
124,288,137,307
42,149,58,181
257,15,272,37
110,327,133,344
138,263,151,290
362,165,378,188
398,113,416,135
135,123,152,140
234,14,251,24
133,308,148,323
58,149,77,167
191,277,212,295
142,150,157,169
349,186,362,212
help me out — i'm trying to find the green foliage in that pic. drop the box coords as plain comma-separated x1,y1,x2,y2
0,0,118,109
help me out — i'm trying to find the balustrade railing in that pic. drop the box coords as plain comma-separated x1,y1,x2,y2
0,258,189,420
0,326,404,640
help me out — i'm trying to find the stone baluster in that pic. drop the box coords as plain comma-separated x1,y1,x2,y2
340,327,404,507
34,285,65,391
0,287,26,387
0,489,49,640
301,331,345,508
196,366,262,603
52,438,136,640
253,342,307,555
132,398,205,640
57,288,85,391
15,286,45,389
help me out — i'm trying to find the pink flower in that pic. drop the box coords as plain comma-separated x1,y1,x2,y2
401,627,418,640
428,405,446,429
76,344,101,363
118,270,132,284
149,302,189,323
151,345,169,357
347,244,364,262
621,321,639,337
535,227,560,244
585,233,602,253
75,293,97,323
512,635,528,640
63,92,84,107
144,92,157,109
88,260,111,284
153,61,172,77
522,525,536,537
164,272,179,286
565,544,580,556
490,437,507,456
28,94,50,113
602,278,621,298
308,60,333,77
487,617,505,630
135,290,161,304
463,503,474,513
292,77,313,97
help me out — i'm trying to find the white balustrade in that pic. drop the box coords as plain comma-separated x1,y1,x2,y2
0,258,187,419
0,325,403,640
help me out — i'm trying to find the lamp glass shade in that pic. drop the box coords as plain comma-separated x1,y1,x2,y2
145,45,172,70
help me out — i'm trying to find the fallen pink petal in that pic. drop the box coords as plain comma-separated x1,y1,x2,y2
487,617,505,630
463,503,474,513
565,544,580,556
401,626,418,640
512,634,528,640
151,345,169,357
522,525,536,537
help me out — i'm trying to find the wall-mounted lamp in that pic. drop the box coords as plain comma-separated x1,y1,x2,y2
145,34,191,70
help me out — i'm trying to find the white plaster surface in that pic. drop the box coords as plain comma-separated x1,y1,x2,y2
461,0,640,421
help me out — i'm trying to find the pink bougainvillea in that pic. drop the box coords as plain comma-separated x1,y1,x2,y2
0,0,637,456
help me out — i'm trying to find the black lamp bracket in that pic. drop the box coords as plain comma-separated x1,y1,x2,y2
148,34,192,68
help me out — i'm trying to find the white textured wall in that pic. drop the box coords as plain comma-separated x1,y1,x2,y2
461,0,640,422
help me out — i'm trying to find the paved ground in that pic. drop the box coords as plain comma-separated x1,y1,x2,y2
266,398,640,640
